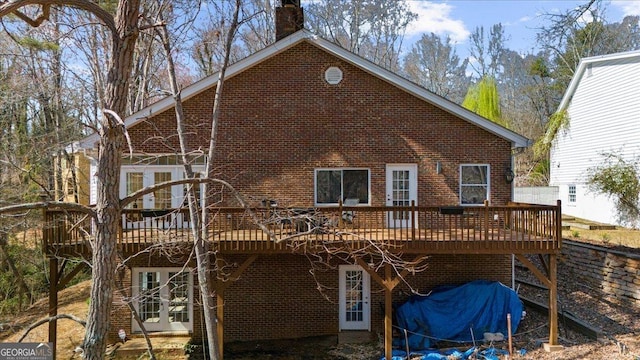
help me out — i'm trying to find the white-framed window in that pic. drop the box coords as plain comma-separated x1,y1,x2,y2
568,184,576,203
315,168,370,205
459,164,490,205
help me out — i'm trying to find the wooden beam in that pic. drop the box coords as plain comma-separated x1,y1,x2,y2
217,288,224,359
384,263,393,360
215,254,258,358
48,257,58,358
217,254,258,292
354,258,385,287
514,254,551,288
548,254,559,346
538,254,550,277
57,261,88,291
355,255,426,291
520,295,601,340
354,255,427,360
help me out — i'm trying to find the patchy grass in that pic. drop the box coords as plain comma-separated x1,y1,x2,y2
0,280,90,356
562,227,640,249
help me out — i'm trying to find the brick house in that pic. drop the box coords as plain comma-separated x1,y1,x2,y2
44,2,563,358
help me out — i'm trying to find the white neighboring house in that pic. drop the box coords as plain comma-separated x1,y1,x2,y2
550,50,640,226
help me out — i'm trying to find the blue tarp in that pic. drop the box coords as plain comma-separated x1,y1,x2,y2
383,347,509,360
394,280,523,350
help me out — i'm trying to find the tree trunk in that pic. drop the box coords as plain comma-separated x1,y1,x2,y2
82,1,140,358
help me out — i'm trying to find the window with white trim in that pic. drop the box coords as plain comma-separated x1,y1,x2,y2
315,169,370,205
568,185,576,203
460,164,490,205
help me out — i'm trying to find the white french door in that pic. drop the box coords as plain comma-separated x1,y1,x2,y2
385,164,418,228
121,166,182,229
132,268,193,332
339,265,370,331
122,167,180,210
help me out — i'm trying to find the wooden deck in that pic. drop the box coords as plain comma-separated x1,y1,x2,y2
43,202,562,256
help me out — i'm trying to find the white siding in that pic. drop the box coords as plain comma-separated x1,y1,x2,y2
559,184,618,225
550,54,640,226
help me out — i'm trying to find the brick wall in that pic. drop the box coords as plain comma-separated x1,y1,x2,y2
113,39,517,345
208,253,510,342
126,41,513,208
113,253,511,343
562,242,640,305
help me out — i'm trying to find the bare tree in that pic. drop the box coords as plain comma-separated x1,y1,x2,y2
468,24,507,79
150,0,243,357
0,2,140,359
402,32,469,103
305,0,417,71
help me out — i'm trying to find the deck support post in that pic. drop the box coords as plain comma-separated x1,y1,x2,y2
355,256,427,360
384,263,393,360
216,287,224,359
515,254,562,352
214,254,258,359
48,257,58,358
544,254,561,351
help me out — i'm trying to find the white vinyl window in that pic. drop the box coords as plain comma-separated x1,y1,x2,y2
568,185,576,203
315,169,370,205
460,164,490,205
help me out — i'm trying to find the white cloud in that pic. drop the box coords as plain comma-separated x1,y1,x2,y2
406,1,470,43
518,15,533,23
611,0,640,16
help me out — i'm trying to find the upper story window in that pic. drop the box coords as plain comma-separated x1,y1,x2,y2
460,164,490,205
315,169,370,205
568,184,576,203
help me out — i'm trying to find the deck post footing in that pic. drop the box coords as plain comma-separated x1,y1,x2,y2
543,343,563,352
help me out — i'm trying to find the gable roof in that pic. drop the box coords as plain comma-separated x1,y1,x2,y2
557,50,640,112
80,29,530,149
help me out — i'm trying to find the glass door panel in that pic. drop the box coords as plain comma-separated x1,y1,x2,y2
138,271,162,330
126,172,144,210
168,272,190,324
153,172,173,209
339,265,370,330
386,164,417,228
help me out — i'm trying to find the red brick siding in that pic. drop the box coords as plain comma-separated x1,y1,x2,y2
223,253,511,342
113,253,510,343
127,41,513,208
117,40,516,344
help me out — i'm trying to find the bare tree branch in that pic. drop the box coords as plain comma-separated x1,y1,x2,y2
0,1,117,34
17,314,86,342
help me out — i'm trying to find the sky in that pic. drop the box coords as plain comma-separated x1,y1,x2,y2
404,0,640,55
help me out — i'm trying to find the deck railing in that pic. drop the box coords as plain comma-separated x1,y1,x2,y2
43,201,562,254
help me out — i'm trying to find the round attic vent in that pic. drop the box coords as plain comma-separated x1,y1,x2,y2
324,66,343,85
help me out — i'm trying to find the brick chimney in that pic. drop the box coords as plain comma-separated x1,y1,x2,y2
275,0,304,41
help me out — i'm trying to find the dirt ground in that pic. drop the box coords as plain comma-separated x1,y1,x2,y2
1,276,639,360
